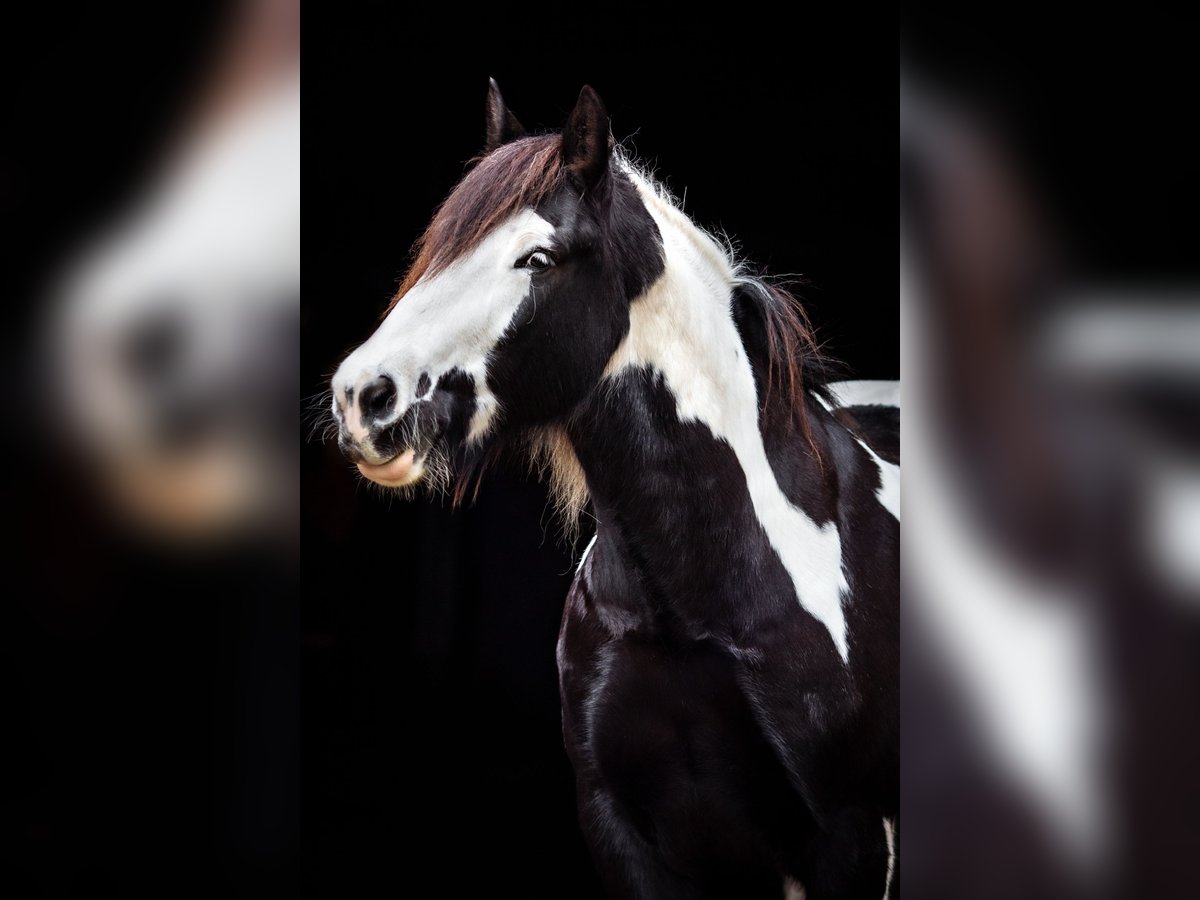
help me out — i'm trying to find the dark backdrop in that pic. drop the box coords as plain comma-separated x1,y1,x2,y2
304,10,895,897
3,4,300,898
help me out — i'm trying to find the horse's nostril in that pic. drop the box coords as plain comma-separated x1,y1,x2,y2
358,375,397,423
120,310,183,383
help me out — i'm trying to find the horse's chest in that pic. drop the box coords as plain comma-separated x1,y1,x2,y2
561,623,805,863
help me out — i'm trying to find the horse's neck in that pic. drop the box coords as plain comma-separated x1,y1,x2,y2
600,174,767,466
566,191,847,652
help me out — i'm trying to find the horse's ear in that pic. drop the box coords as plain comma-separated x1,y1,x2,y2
563,85,611,190
485,78,526,152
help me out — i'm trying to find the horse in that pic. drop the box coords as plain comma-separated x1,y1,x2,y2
331,82,899,899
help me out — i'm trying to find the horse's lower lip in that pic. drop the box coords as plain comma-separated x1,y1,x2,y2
356,449,421,487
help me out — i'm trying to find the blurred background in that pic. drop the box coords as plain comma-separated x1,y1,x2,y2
303,8,894,897
903,6,1200,898
3,1,298,896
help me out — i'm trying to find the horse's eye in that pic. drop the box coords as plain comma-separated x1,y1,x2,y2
519,250,554,271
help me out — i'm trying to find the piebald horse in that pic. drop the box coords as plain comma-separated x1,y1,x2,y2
332,83,899,899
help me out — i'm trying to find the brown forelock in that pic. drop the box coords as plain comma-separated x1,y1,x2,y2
385,135,566,316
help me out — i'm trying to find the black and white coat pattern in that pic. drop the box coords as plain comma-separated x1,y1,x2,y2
332,84,898,899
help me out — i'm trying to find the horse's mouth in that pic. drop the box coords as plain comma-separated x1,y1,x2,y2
339,392,459,489
356,448,425,488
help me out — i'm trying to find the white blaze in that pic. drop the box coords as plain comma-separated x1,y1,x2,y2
333,210,557,449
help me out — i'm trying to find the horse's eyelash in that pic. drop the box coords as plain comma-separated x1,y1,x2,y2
516,247,556,267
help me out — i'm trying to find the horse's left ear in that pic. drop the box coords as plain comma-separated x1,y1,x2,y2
563,85,611,190
485,78,526,152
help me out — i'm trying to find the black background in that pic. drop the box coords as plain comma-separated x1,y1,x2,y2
303,9,894,897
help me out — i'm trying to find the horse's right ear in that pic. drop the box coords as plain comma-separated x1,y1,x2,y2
484,78,526,152
563,85,611,191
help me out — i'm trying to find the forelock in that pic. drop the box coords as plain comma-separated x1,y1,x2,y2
386,135,565,313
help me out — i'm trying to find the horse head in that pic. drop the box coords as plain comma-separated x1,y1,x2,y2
332,83,663,489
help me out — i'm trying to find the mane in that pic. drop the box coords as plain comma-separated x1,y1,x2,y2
617,153,837,434
731,276,838,427
405,141,835,542
386,135,565,314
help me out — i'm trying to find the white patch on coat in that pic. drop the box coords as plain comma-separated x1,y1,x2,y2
817,381,900,520
825,379,901,410
606,169,851,662
577,532,599,576
856,437,900,521
332,210,556,456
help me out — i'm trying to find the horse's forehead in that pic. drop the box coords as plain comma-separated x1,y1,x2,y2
402,208,556,303
435,208,555,273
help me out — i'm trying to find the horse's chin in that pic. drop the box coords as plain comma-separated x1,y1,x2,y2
356,448,424,488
